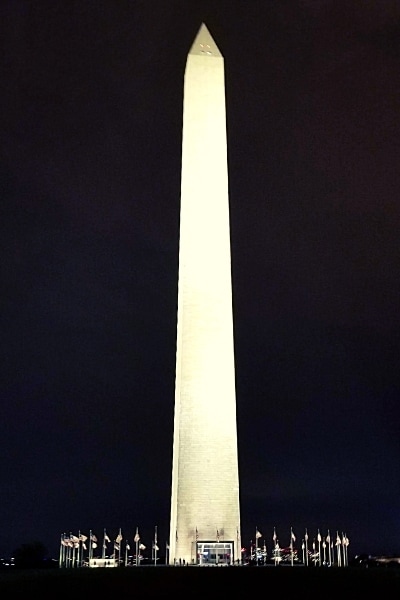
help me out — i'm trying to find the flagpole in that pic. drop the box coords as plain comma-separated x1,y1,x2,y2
255,527,262,565
290,529,293,567
153,526,158,566
59,534,63,568
304,528,309,566
71,532,76,568
317,529,322,566
67,534,72,568
272,528,277,566
134,527,140,566
62,534,67,568
78,531,81,567
66,536,70,568
115,528,122,566
336,535,340,566
343,533,349,567
342,533,346,567
327,530,331,566
125,540,130,567
290,527,294,567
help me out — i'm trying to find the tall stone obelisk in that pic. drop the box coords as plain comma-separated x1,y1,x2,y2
169,23,241,565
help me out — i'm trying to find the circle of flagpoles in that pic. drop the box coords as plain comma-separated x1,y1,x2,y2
58,526,350,568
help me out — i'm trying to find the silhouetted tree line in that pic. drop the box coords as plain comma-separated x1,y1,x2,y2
12,541,56,569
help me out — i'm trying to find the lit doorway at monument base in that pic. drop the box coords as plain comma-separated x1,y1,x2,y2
197,542,234,565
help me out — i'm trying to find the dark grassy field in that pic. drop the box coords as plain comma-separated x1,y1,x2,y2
0,565,399,597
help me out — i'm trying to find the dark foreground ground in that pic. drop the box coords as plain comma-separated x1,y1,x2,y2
1,565,399,597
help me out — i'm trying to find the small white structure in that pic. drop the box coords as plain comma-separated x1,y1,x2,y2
89,557,117,568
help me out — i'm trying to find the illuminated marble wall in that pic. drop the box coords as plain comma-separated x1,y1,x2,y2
169,23,241,564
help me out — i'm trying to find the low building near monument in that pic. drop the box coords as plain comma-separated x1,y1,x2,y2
89,557,117,568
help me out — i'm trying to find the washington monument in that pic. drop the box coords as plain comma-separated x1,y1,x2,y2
169,23,241,565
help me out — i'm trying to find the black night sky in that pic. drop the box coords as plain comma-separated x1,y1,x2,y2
1,1,400,561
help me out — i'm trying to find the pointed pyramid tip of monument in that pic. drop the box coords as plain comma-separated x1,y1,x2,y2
189,22,222,58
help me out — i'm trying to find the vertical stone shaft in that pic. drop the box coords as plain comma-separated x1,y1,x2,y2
169,23,241,564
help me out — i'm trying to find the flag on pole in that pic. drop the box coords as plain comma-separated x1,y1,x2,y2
104,530,111,543
90,533,98,542
317,530,322,543
195,527,199,541
126,542,130,551
175,530,178,542
272,528,277,542
139,543,146,550
116,529,123,543
216,529,220,542
134,527,140,543
255,528,262,539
